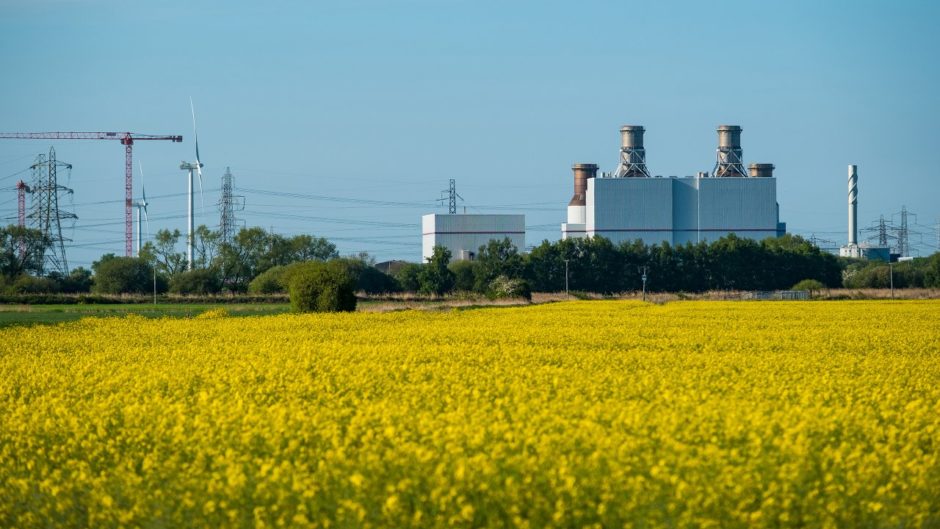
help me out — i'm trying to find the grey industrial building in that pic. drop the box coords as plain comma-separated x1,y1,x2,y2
562,125,786,245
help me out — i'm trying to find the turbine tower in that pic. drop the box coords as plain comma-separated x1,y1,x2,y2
180,98,204,270
134,161,149,256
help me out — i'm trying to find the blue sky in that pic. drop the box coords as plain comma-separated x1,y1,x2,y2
1,0,938,267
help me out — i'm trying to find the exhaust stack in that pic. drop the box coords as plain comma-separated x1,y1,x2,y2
568,163,598,206
748,163,774,177
713,125,747,177
567,163,597,224
848,164,858,245
614,125,651,177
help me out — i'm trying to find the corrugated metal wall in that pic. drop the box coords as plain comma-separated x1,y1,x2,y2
587,178,673,245
584,177,780,246
422,214,525,262
696,178,778,244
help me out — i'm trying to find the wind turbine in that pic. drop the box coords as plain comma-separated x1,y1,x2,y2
180,97,204,270
134,161,149,257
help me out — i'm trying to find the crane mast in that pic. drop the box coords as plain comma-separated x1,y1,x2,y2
0,132,182,257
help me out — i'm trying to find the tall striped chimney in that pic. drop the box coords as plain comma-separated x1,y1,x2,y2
848,165,858,245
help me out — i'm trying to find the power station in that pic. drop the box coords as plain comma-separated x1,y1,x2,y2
561,125,785,245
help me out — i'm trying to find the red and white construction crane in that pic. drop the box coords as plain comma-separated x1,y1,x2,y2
16,180,29,259
0,132,183,256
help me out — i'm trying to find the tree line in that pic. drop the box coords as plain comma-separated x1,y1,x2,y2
3,222,939,297
0,224,341,295
398,234,848,298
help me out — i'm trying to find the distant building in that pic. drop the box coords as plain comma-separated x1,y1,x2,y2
562,125,785,245
564,174,784,245
422,213,525,262
374,260,410,275
839,244,890,261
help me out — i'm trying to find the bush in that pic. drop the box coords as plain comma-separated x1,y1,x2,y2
58,267,93,293
92,256,153,294
169,268,222,295
792,279,826,295
487,275,532,301
9,275,58,294
334,258,401,294
449,260,476,292
394,263,422,292
248,265,288,294
288,260,357,313
356,265,401,294
419,246,455,296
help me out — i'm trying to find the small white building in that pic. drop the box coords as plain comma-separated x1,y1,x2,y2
422,214,525,262
839,244,890,261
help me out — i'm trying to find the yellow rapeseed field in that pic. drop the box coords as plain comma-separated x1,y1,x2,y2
1,300,939,528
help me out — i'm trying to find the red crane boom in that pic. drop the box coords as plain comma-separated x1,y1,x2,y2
0,132,183,257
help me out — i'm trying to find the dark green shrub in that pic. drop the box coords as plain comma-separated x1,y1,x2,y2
419,246,455,296
169,268,222,295
288,260,357,313
92,255,153,294
10,275,58,294
394,263,422,292
356,265,400,294
248,265,288,294
449,260,476,292
53,267,93,293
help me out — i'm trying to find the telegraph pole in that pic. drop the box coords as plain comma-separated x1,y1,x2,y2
889,261,894,298
564,259,570,299
639,265,649,301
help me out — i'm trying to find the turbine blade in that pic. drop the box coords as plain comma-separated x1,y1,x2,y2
138,160,147,203
190,96,201,164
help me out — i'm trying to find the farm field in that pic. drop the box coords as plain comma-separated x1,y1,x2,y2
1,300,938,528
0,303,291,329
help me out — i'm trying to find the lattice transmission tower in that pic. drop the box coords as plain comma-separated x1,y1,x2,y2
28,147,77,275
438,179,463,214
218,166,244,244
897,206,910,257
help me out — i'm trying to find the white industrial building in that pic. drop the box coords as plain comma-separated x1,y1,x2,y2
562,125,786,245
422,213,525,262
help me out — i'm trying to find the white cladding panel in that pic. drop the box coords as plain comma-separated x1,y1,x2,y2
672,179,699,245
422,214,525,262
695,178,778,244
586,177,673,245
561,222,587,240
567,205,586,224
580,177,780,246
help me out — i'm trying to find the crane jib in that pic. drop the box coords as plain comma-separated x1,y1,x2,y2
0,131,184,257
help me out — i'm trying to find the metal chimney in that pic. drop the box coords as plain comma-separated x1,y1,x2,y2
713,125,747,177
569,163,598,206
848,164,858,245
614,125,651,177
747,163,774,177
